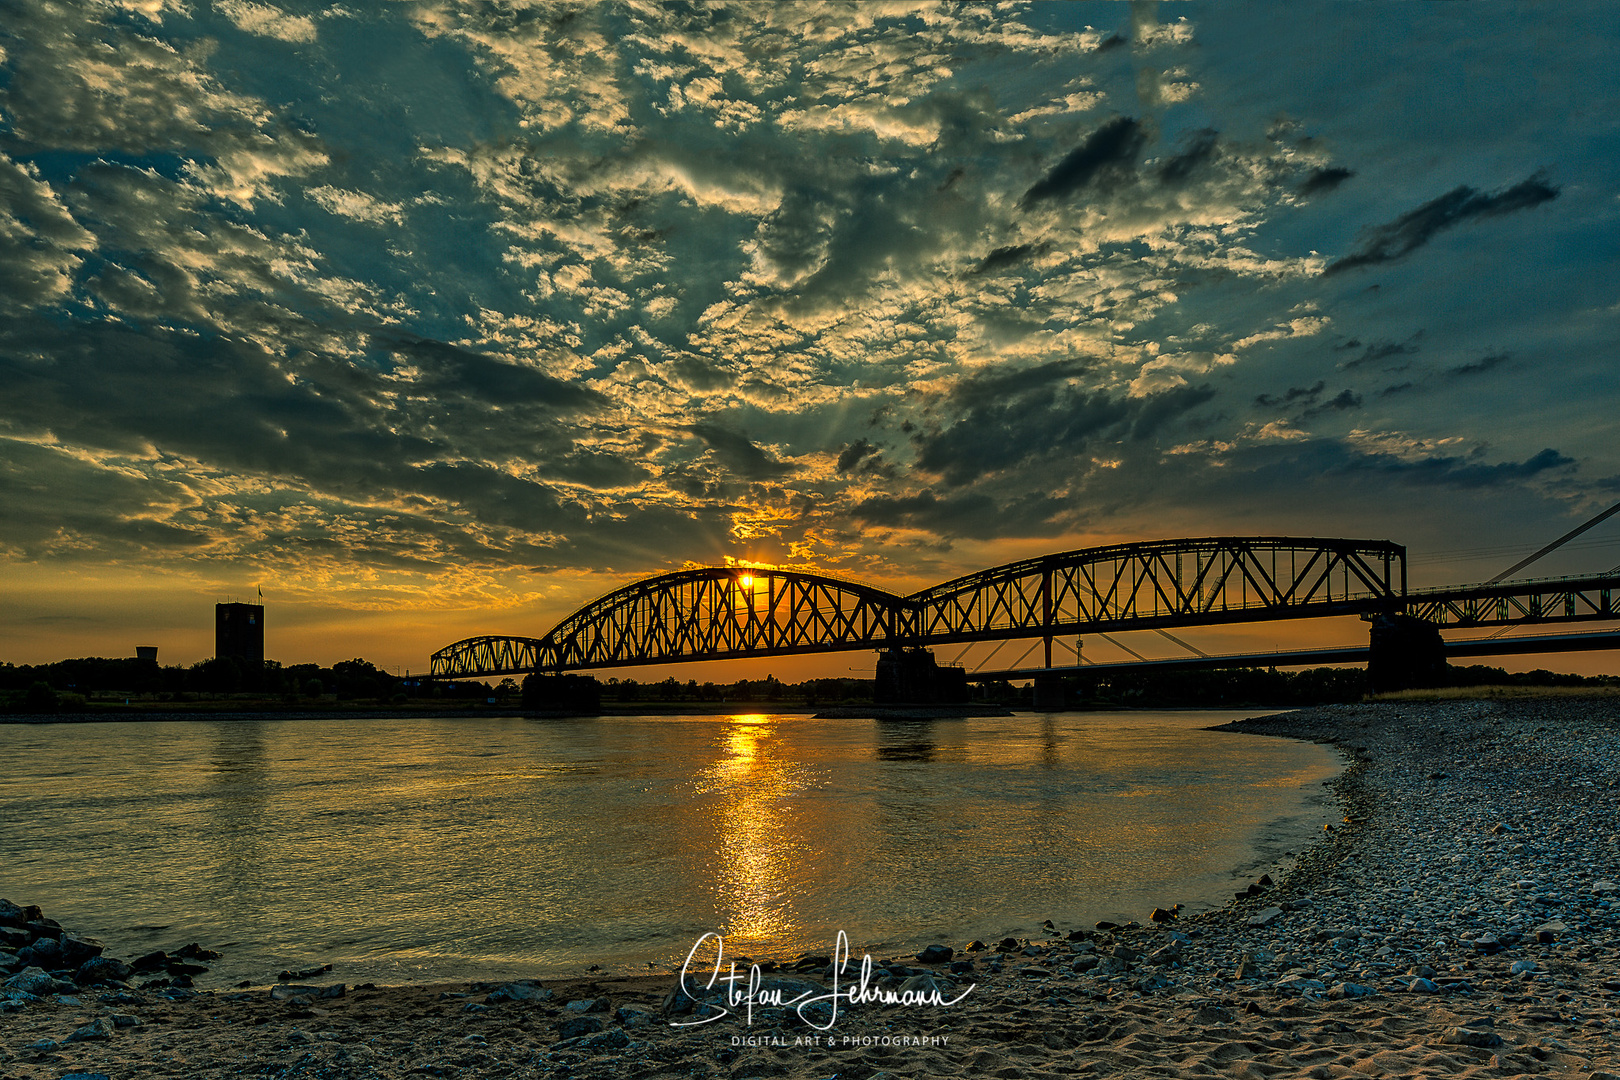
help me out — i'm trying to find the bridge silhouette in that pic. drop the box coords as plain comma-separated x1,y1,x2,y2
431,535,1620,684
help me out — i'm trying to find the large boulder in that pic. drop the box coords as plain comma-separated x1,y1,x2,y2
74,957,133,985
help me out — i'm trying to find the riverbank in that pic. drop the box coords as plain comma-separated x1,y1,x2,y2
4,698,1619,1078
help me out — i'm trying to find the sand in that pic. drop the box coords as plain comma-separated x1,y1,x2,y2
4,698,1619,1079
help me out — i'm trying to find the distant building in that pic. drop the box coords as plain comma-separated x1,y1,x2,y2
215,603,264,667
135,646,158,663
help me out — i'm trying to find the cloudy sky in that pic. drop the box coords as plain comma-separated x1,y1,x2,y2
2,1,1617,673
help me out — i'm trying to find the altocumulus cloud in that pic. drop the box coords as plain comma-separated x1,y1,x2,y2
0,0,1611,620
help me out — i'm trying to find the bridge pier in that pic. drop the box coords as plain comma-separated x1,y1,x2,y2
520,673,602,716
1366,613,1447,693
874,648,969,705
1032,673,1065,711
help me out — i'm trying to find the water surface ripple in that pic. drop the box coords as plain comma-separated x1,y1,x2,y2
0,710,1340,985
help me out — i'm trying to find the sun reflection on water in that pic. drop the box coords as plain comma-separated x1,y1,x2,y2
702,713,808,947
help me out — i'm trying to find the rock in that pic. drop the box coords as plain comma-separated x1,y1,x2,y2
1021,945,1043,957
74,956,133,985
66,1017,113,1042
1247,907,1285,927
1591,881,1618,896
1327,982,1377,999
1511,960,1539,975
111,1013,141,1028
1017,966,1052,978
556,1015,604,1039
58,1074,111,1080
0,927,29,949
996,937,1020,952
1093,956,1128,975
174,943,220,960
20,937,60,967
1473,934,1503,955
485,980,552,1004
950,960,974,974
130,951,169,974
58,935,104,967
581,1028,631,1052
1443,1026,1503,1048
5,966,57,996
1234,953,1258,980
1533,919,1569,941
1134,972,1172,992
1408,978,1441,993
1146,941,1182,965
899,973,942,994
1273,976,1327,993
615,1006,656,1028
270,983,342,1001
29,1037,59,1051
965,940,987,952
1148,907,1177,923
565,996,611,1013
916,944,953,964
1490,823,1514,834
0,900,36,929
1071,955,1099,973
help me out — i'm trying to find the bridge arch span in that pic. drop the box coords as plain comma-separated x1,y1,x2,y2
906,536,1406,644
432,567,909,678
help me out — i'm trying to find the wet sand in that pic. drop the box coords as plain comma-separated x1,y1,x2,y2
4,698,1619,1079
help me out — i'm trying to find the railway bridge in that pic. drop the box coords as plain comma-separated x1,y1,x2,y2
431,534,1620,697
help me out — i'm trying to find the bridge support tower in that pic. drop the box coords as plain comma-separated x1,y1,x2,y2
874,648,969,705
1366,613,1447,693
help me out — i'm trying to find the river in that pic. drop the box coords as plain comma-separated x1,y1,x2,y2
0,709,1340,987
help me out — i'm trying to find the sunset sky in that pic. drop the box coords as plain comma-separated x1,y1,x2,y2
2,2,1617,676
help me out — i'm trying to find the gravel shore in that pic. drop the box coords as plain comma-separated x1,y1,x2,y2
4,697,1619,1079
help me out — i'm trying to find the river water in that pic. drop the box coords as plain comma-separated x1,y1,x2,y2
0,710,1340,987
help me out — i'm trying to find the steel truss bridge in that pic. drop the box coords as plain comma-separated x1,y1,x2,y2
431,535,1620,680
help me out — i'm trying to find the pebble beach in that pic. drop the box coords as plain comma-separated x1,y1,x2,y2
4,697,1619,1079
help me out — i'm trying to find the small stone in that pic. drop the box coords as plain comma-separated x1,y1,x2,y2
111,1013,140,1028
564,996,609,1013
1443,1026,1502,1048
1592,881,1618,896
1017,966,1052,978
916,944,953,964
1490,823,1514,835
29,1037,59,1051
1148,906,1177,923
66,1017,113,1042
1511,960,1539,975
1327,982,1377,999
556,1015,603,1039
1408,978,1440,994
485,980,552,1004
1247,907,1284,927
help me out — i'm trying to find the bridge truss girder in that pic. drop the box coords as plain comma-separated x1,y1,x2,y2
908,536,1405,647
431,537,1412,679
1404,573,1620,627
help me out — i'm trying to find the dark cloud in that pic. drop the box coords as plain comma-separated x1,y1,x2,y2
946,357,1092,405
1297,166,1354,197
687,423,796,481
383,335,607,412
849,490,1070,541
836,438,885,475
915,363,1213,487
1378,382,1415,397
1448,352,1511,377
966,243,1041,276
1255,381,1325,407
1300,389,1362,418
1019,117,1146,208
1325,174,1559,275
1341,334,1422,370
1157,130,1219,186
